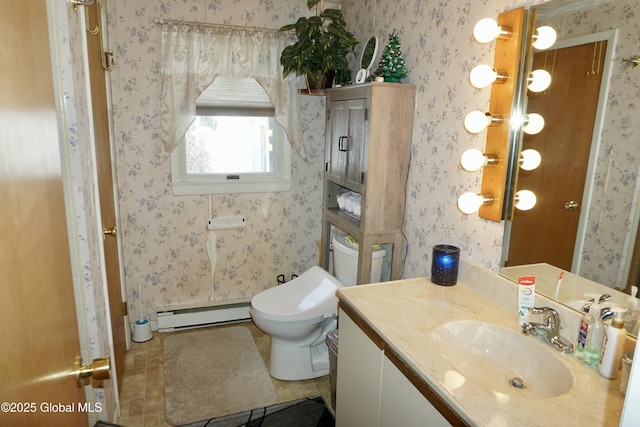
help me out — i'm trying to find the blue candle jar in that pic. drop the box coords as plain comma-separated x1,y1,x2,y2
431,245,460,286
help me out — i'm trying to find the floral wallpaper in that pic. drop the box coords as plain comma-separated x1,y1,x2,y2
105,0,570,327
539,0,640,287
108,0,328,323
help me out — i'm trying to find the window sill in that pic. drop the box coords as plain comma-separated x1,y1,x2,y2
170,178,291,195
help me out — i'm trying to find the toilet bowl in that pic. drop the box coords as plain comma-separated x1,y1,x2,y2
250,266,344,380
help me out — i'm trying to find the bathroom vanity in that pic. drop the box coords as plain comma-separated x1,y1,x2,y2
334,260,629,426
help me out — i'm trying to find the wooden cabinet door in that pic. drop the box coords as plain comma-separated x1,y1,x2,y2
326,100,348,183
326,98,367,191
343,99,367,191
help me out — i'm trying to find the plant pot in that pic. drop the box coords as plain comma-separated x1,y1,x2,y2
306,70,336,90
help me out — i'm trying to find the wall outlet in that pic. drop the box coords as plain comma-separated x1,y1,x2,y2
207,216,246,230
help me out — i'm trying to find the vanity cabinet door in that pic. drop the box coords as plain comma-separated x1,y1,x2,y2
325,98,367,191
379,356,451,427
336,310,384,427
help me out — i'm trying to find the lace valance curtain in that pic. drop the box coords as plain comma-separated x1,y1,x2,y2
158,20,305,162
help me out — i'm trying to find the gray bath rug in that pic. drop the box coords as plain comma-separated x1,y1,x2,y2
163,326,277,426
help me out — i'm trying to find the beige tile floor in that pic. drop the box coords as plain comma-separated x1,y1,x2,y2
117,321,332,426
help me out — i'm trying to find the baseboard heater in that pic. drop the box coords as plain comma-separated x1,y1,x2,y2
156,299,252,332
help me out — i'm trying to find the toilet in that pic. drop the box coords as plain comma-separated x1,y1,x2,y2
250,234,386,380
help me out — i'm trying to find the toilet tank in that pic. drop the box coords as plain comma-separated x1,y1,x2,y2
331,233,386,286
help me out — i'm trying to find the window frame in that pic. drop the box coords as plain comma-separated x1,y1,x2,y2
170,78,292,196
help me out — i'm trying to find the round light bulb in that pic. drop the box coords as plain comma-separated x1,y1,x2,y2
473,18,502,44
519,149,541,170
528,69,551,92
464,111,490,134
515,190,537,210
458,192,484,214
533,26,557,50
470,64,498,88
461,149,487,172
522,113,545,135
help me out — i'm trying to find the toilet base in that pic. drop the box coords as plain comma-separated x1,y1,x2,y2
266,317,337,381
269,337,330,380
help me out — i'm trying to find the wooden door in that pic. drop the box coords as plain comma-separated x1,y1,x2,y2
0,1,88,426
85,0,126,390
507,42,606,269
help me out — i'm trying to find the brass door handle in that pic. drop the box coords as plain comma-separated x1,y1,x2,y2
102,226,117,237
75,356,110,387
564,201,579,210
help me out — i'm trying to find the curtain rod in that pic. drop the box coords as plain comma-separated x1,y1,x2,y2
153,18,286,35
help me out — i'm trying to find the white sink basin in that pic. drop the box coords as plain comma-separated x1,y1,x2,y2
431,321,574,398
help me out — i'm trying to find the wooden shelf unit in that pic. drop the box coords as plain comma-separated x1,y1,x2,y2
321,82,416,284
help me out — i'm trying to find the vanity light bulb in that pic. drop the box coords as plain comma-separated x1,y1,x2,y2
470,64,498,88
528,69,551,92
519,149,542,171
522,113,545,135
460,149,487,172
515,190,537,211
458,192,485,214
464,111,491,134
533,26,557,50
473,18,502,44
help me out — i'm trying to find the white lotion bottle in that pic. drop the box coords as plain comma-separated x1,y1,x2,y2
598,307,627,379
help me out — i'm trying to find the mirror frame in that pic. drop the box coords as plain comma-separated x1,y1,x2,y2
355,36,378,84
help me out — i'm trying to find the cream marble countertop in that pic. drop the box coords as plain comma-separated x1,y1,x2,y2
336,276,625,426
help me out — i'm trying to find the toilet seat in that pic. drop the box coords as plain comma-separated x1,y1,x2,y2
251,266,343,322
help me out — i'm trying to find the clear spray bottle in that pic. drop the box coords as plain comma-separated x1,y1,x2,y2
583,299,605,367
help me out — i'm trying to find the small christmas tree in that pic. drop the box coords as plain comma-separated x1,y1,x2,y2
379,29,408,82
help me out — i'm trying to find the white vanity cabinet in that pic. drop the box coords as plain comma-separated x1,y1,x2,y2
336,308,452,427
321,82,415,284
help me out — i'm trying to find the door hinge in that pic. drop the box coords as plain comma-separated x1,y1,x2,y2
364,108,368,121
122,301,128,316
361,172,365,184
327,109,331,121
325,161,329,172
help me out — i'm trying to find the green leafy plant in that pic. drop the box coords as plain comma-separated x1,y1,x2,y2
279,0,358,88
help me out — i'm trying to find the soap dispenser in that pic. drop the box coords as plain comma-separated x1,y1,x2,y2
599,307,627,379
583,300,605,368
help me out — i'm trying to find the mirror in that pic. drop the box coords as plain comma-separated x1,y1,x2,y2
501,0,640,336
500,263,639,337
502,0,640,291
356,36,378,84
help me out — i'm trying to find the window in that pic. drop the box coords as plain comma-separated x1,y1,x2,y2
171,77,291,195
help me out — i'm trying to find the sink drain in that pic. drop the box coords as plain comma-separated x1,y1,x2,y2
509,377,527,389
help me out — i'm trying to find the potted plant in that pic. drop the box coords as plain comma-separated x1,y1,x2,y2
279,0,359,89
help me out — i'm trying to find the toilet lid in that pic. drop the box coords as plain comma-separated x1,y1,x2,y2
251,266,342,321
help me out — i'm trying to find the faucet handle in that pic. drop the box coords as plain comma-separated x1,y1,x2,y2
530,306,560,331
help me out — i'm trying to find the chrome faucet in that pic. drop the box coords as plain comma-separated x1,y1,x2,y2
522,307,574,353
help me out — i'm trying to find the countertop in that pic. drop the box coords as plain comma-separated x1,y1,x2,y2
336,275,626,426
